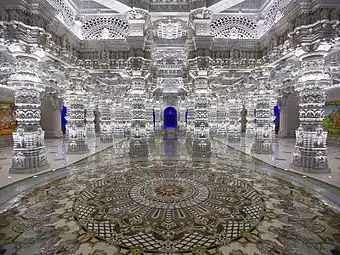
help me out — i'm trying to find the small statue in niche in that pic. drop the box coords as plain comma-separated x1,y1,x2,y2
199,124,205,138
296,127,304,146
17,128,25,148
135,123,140,138
13,152,25,168
315,127,324,147
36,127,43,147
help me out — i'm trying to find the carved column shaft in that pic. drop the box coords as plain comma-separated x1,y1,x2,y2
128,66,149,157
130,75,147,138
99,98,113,143
113,102,125,138
227,98,242,142
193,77,210,137
86,95,97,137
191,74,211,156
251,75,275,154
245,92,256,137
216,98,227,137
292,52,331,171
65,69,89,153
9,53,49,173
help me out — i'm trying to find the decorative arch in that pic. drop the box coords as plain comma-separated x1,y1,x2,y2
163,106,177,129
82,16,129,40
210,16,258,39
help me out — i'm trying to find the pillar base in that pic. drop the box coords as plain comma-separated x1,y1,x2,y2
251,140,273,154
129,137,149,158
192,138,211,157
10,148,49,174
86,124,96,138
228,133,241,143
290,163,331,174
100,134,113,143
291,148,330,173
68,140,89,154
10,163,50,174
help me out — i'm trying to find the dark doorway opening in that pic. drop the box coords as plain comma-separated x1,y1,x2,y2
164,107,177,129
61,105,67,135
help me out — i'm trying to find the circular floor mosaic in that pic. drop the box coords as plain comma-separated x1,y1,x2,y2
73,162,265,253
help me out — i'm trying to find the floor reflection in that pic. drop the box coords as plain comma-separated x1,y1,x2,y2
0,134,339,255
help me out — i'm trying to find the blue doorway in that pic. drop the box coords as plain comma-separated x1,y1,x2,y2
61,105,67,135
164,107,177,129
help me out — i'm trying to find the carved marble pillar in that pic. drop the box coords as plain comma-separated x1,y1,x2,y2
209,97,218,136
127,57,150,157
130,77,147,138
227,98,242,142
216,97,227,137
8,50,49,173
251,71,275,154
185,96,195,137
113,102,125,138
99,98,113,143
86,93,97,137
291,50,332,172
65,68,89,154
177,99,185,132
288,18,340,172
145,98,154,138
191,74,211,156
245,92,256,137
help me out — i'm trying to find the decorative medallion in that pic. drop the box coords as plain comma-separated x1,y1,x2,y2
74,162,265,253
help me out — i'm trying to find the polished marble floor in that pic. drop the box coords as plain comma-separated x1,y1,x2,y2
0,137,116,188
217,136,340,187
0,134,340,255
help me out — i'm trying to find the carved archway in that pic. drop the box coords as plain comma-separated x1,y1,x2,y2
163,106,177,129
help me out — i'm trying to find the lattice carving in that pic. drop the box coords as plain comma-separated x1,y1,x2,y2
82,17,129,40
46,0,75,26
211,16,257,39
262,0,292,35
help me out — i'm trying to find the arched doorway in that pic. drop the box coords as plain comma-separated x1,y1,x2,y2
164,107,177,129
